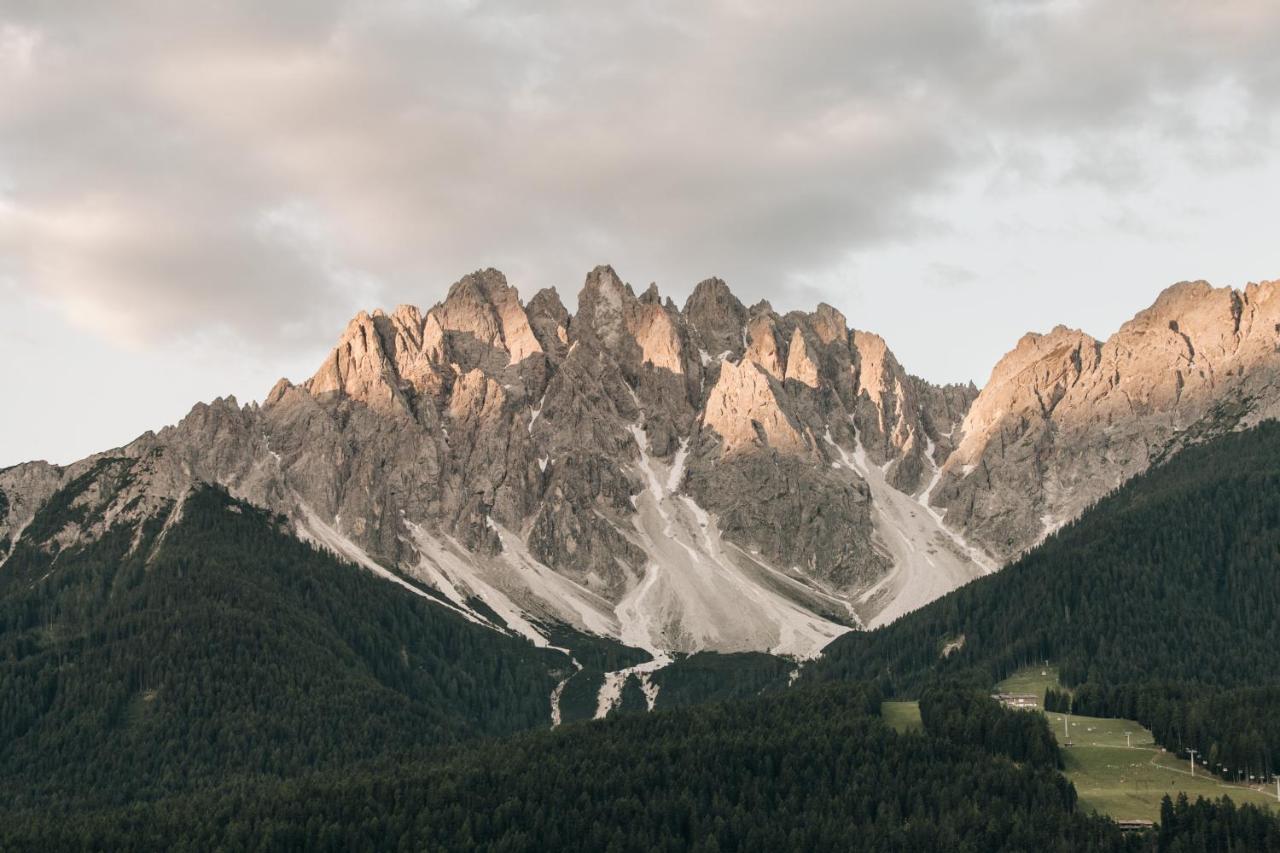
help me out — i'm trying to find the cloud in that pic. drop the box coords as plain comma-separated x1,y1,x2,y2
1,0,1278,356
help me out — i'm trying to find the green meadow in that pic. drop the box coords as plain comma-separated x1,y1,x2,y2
881,700,922,734
994,667,1280,821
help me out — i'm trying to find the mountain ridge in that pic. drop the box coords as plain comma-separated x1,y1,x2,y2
3,268,1278,662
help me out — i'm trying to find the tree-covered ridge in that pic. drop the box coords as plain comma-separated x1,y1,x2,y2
0,482,564,810
809,420,1280,693
1157,793,1280,853
919,684,1061,770
0,683,1157,853
650,652,795,710
2,461,1280,849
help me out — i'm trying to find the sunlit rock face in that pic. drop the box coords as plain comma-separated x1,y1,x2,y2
7,269,1274,656
934,279,1280,561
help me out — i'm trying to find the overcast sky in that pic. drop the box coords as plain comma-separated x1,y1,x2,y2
2,0,1278,467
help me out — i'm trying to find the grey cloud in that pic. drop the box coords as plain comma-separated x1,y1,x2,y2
926,263,979,290
1,0,1277,356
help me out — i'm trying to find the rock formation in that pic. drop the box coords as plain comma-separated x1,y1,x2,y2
934,279,1280,561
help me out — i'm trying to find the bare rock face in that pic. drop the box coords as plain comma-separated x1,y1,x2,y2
307,311,414,416
684,449,883,591
851,332,916,470
0,461,64,557
782,327,821,388
525,288,571,358
684,278,748,360
434,268,543,366
702,359,808,454
629,286,686,375
933,279,1280,561
744,311,785,379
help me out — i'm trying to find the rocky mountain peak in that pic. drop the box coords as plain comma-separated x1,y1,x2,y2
265,377,293,406
743,313,784,379
971,325,1098,418
162,265,974,647
935,277,1280,562
525,287,571,358
574,265,636,351
628,294,686,375
389,304,425,346
850,330,896,401
810,303,849,346
683,277,747,358
435,268,542,366
305,309,412,416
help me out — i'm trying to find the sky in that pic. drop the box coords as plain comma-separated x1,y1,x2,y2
1,0,1278,467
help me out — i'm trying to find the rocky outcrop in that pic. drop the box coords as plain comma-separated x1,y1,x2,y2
684,278,748,360
702,359,808,454
434,268,543,366
0,460,64,559
744,311,785,379
933,279,1280,561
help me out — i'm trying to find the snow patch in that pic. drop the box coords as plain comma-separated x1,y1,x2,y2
528,391,547,434
917,436,943,503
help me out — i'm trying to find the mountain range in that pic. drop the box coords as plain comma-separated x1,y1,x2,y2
4,267,1279,682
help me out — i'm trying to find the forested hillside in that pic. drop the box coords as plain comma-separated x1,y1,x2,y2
0,482,565,810
6,417,1280,849
809,420,1280,777
0,682,1158,853
9,680,1280,852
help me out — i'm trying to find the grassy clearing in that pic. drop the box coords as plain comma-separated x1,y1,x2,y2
881,700,922,733
881,669,1280,820
995,667,1279,821
1064,747,1279,819
994,666,1064,706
